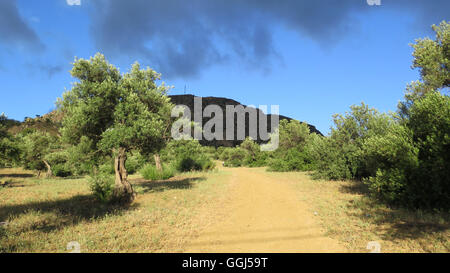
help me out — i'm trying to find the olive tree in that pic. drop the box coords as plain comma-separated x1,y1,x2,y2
58,53,173,203
0,113,20,167
20,131,58,177
399,21,449,118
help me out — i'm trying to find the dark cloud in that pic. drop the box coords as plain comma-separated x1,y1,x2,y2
25,62,65,79
40,64,65,78
88,0,449,79
0,0,44,52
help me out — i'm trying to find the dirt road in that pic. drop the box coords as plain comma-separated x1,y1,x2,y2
184,167,346,253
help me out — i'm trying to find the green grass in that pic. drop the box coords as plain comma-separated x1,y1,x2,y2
262,170,450,253
139,164,176,181
0,167,231,253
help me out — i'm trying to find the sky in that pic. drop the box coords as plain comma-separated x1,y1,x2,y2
0,0,448,135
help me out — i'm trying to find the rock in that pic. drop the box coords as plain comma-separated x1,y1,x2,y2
169,94,323,148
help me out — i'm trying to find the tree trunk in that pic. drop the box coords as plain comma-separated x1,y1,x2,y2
113,147,136,203
154,153,162,171
43,160,52,178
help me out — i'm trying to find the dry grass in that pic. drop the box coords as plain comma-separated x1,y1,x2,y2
0,167,231,253
262,170,450,253
1,167,448,253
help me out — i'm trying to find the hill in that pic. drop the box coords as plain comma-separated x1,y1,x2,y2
5,94,323,147
169,94,323,147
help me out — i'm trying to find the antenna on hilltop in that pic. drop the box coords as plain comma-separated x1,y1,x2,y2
184,84,186,95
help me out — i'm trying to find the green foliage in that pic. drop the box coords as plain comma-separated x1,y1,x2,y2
52,164,73,178
0,114,20,167
398,21,449,119
268,148,315,172
239,137,267,167
125,151,146,174
45,150,73,177
362,123,419,203
98,161,115,175
0,134,20,168
321,92,449,210
58,53,173,168
406,91,450,209
19,130,59,172
411,21,449,91
311,103,392,180
65,136,96,176
140,164,176,181
266,120,316,172
220,147,247,167
89,174,115,203
161,139,215,172
308,135,354,180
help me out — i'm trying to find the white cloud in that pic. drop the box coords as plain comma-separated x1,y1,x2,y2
66,0,81,6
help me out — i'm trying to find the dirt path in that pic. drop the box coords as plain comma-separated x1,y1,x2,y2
184,167,347,253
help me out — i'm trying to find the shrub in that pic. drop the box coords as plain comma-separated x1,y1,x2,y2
406,91,450,209
240,137,267,167
362,123,419,204
89,174,114,202
265,120,317,172
308,136,356,180
175,156,215,172
125,151,146,175
221,147,247,167
98,161,115,175
267,148,315,172
310,103,392,180
65,137,96,176
52,164,72,177
140,164,176,180
161,140,215,172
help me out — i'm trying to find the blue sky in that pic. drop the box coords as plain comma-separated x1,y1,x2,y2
0,0,448,135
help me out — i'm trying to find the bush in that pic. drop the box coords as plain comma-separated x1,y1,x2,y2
161,140,215,172
125,151,146,174
221,147,247,167
265,120,317,172
353,91,449,210
175,156,215,172
310,103,392,180
267,148,315,172
89,174,114,202
63,136,96,176
362,123,419,204
98,161,115,175
308,136,356,180
406,91,450,209
240,137,267,167
52,164,72,177
140,164,176,180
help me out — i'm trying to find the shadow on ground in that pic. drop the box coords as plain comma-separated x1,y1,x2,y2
0,194,138,234
133,177,206,193
339,181,449,244
338,180,369,195
0,173,34,179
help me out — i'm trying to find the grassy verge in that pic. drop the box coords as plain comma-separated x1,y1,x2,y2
0,168,231,253
262,170,449,253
